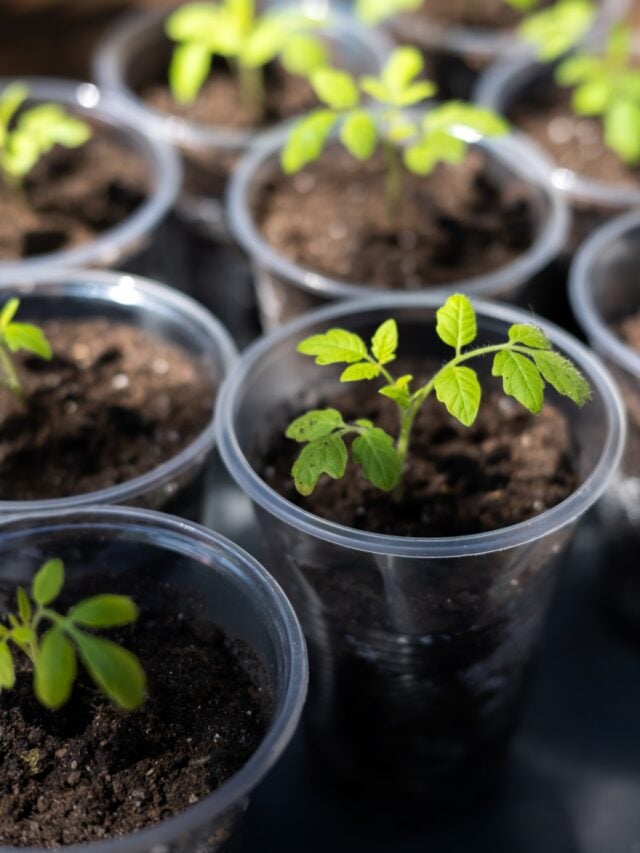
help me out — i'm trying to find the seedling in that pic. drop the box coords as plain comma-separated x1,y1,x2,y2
166,0,328,112
0,298,52,400
555,24,640,164
0,82,91,187
282,47,508,224
287,294,591,497
0,557,146,711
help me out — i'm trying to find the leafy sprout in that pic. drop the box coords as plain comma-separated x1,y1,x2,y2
166,0,329,111
282,47,508,224
555,24,640,164
287,294,591,497
0,299,52,400
0,82,91,187
0,558,146,711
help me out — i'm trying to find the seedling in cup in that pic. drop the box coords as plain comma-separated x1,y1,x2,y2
166,0,329,112
0,298,52,400
282,47,509,225
0,556,146,710
287,293,591,497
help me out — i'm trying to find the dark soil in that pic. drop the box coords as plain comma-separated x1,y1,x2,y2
0,571,270,846
0,318,215,500
412,0,547,29
259,360,577,537
0,128,148,261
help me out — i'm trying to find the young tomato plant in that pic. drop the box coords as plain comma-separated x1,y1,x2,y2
166,0,328,111
0,557,146,711
555,24,640,164
281,47,508,224
287,294,591,497
0,82,91,187
0,298,52,400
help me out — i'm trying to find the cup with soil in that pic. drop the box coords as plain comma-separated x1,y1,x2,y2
570,209,640,644
0,77,183,289
215,294,625,814
0,269,235,521
0,504,307,850
93,6,391,346
228,121,569,330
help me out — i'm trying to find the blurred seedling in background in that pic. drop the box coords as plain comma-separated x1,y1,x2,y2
0,298,51,401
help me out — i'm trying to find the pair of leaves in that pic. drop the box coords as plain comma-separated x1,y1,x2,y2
297,318,398,381
520,0,594,62
0,298,52,398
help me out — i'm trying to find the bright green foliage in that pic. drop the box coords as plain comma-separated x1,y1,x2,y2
287,294,591,496
0,558,145,711
355,0,421,25
519,0,594,61
555,25,640,164
0,83,91,185
0,298,52,400
166,0,328,107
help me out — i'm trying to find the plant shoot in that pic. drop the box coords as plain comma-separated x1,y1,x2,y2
0,298,52,400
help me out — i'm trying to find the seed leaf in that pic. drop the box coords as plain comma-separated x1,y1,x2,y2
69,595,138,629
298,328,367,365
32,558,64,607
340,110,378,160
371,319,398,365
352,428,402,491
286,409,344,442
291,434,348,496
434,365,481,427
74,632,146,711
0,642,15,690
0,298,19,329
340,362,380,382
281,109,337,174
34,627,76,709
311,68,359,110
5,323,52,359
168,42,212,104
532,350,592,406
508,324,551,350
280,34,328,76
492,350,544,414
436,294,477,352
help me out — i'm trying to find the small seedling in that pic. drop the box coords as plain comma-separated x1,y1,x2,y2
555,24,640,164
0,298,52,400
0,557,146,711
282,47,508,224
166,0,328,111
287,293,591,497
0,82,91,186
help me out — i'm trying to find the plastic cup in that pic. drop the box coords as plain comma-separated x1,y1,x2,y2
0,269,236,520
215,294,625,811
0,505,308,852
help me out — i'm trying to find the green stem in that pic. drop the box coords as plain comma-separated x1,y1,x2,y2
0,345,22,400
382,139,404,229
237,62,265,116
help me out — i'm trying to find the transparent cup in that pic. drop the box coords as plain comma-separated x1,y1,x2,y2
0,269,236,520
228,123,570,330
0,78,182,286
569,210,640,642
215,295,625,811
0,505,308,853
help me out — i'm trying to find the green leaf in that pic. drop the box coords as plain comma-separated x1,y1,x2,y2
0,83,28,142
32,558,64,607
572,78,612,116
281,109,337,173
340,362,380,381
355,0,421,24
379,374,413,409
311,68,359,110
436,294,477,352
34,627,76,709
10,624,35,648
74,631,146,711
424,102,509,138
297,328,367,365
352,427,402,491
0,298,19,329
0,642,15,690
405,129,465,174
396,81,437,107
340,110,378,160
16,587,31,623
165,3,221,42
291,434,348,495
508,324,551,349
280,34,328,76
531,350,592,406
371,319,398,365
492,350,544,414
240,17,287,67
520,0,594,62
359,76,390,103
555,54,603,86
382,46,424,92
5,323,52,359
286,408,344,442
604,99,640,164
168,43,212,104
434,365,481,427
69,595,138,629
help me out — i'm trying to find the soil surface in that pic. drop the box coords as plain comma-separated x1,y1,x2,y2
412,0,547,29
0,128,148,262
259,360,577,537
509,81,640,187
0,318,215,500
255,149,536,288
0,572,270,846
618,311,640,352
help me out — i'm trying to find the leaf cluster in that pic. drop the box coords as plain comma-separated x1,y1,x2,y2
282,47,508,175
519,0,594,61
0,298,52,399
0,558,146,711
0,83,91,184
167,0,328,104
287,294,591,496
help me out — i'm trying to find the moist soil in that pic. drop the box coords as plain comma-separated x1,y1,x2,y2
0,128,148,262
0,318,214,501
255,148,536,291
0,572,270,846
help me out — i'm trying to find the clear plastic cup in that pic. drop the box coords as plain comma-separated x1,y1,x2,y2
569,210,640,642
0,269,236,520
0,505,308,853
215,294,625,811
0,78,182,285
227,123,570,330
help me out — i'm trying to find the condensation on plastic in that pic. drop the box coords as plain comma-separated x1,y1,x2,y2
215,295,625,805
0,506,307,853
